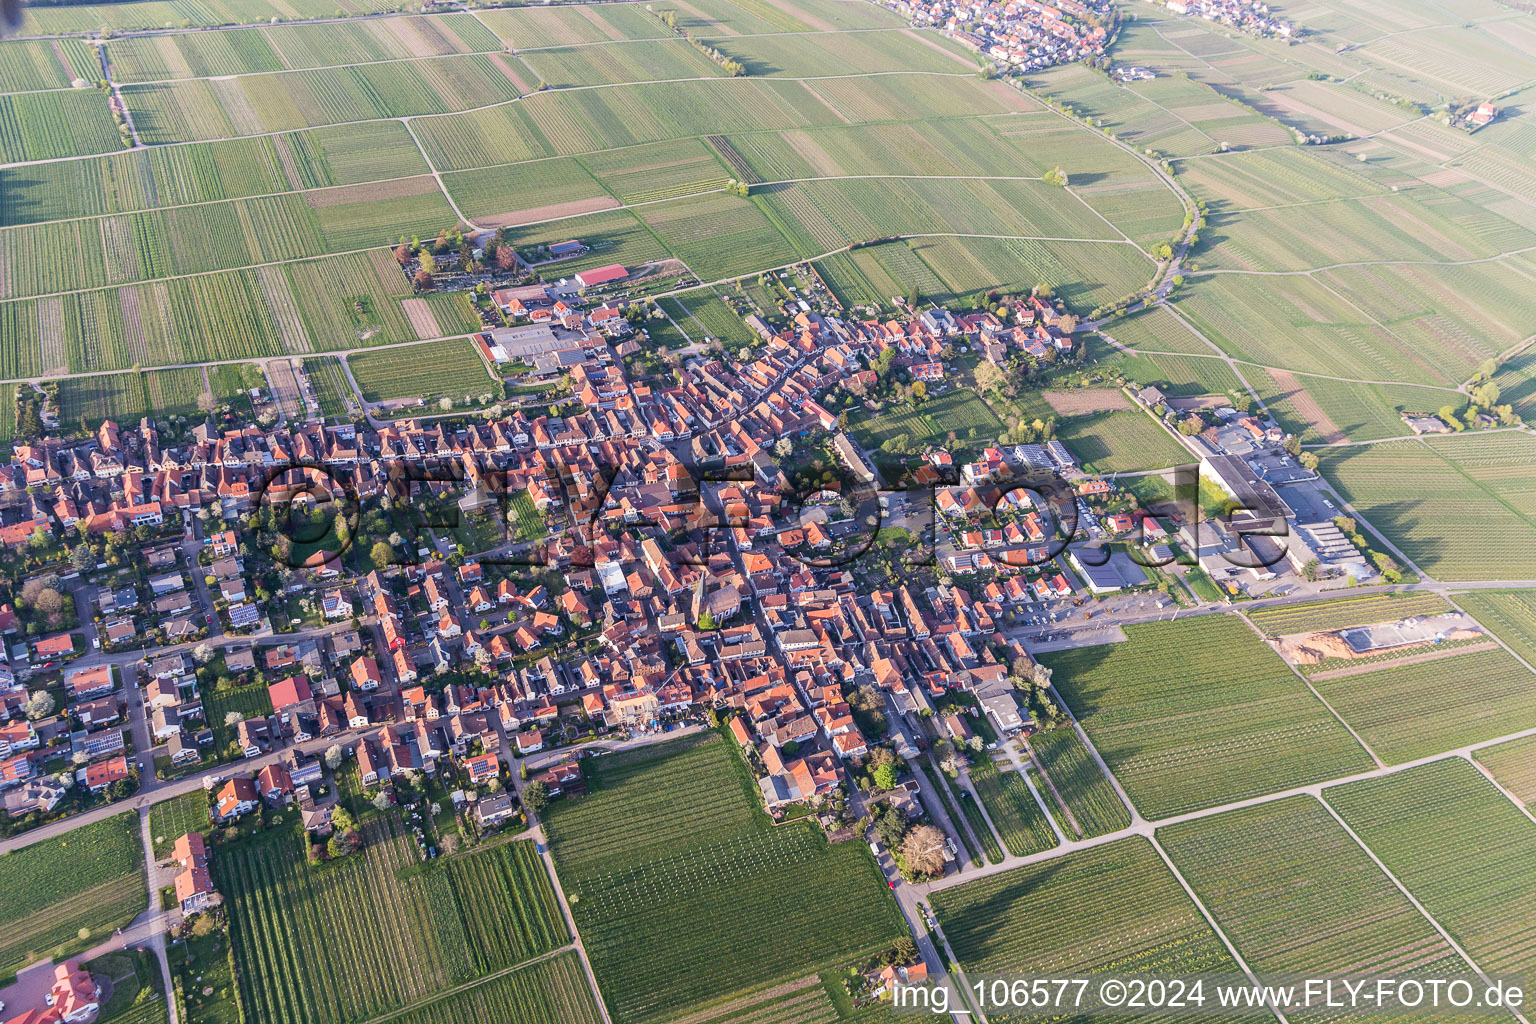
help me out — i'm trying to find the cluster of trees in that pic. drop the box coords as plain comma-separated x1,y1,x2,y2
1332,515,1402,584
869,798,947,881
1434,364,1521,430
1042,166,1070,187
1009,657,1067,728
651,9,747,74
316,805,364,861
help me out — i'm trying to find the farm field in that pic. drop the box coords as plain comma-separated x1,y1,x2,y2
0,90,123,163
850,389,1001,451
347,338,492,405
542,734,904,1024
1041,616,1374,819
931,835,1270,1024
1028,726,1131,839
149,790,214,859
1456,590,1536,667
219,823,567,1024
1091,341,1247,398
1246,591,1453,636
1173,273,1456,388
1325,759,1536,983
1157,795,1490,1006
382,953,603,1024
1250,369,1458,445
1475,734,1536,809
1309,646,1536,764
1055,409,1188,474
21,0,401,34
105,13,502,81
1318,434,1536,582
665,287,753,345
0,812,145,981
301,357,355,418
1099,305,1212,355
967,758,1056,858
0,121,431,230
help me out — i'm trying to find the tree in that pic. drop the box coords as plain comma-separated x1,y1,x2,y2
323,744,344,770
871,762,899,791
413,269,435,292
192,642,214,664
70,546,95,573
1043,166,1070,187
1298,451,1319,472
393,243,412,266
900,824,948,878
24,691,54,720
224,711,244,727
495,245,518,272
371,790,392,811
1282,434,1302,457
522,779,550,815
370,541,394,569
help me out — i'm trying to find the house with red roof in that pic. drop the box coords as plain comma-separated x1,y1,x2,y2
267,675,311,713
79,755,130,793
215,776,259,821
172,833,221,916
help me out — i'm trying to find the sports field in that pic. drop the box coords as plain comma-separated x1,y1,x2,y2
1042,617,1374,819
542,734,904,1024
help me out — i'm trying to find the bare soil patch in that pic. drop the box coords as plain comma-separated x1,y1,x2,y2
266,357,303,420
476,194,620,228
401,297,441,340
489,53,533,93
36,296,67,377
1042,388,1132,416
118,287,150,366
257,265,312,353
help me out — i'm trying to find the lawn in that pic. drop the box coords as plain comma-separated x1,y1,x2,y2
542,733,904,1024
149,790,214,859
1309,646,1536,764
1042,616,1374,819
1246,591,1452,636
1158,795,1482,984
931,835,1270,1022
1055,409,1190,474
1027,726,1131,839
0,812,145,981
220,821,566,1024
1325,759,1536,984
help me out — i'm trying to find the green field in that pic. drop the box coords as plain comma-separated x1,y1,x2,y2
931,835,1271,1024
149,790,214,859
967,757,1056,858
1056,409,1189,474
301,356,354,418
220,824,566,1024
1246,592,1452,636
542,734,904,1024
1158,795,1488,1005
0,812,145,980
1310,646,1536,764
1319,434,1536,582
1325,759,1536,983
1475,734,1536,809
379,952,602,1024
1028,726,1131,839
1042,617,1374,819
1456,590,1536,666
348,338,493,405
851,389,1001,450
